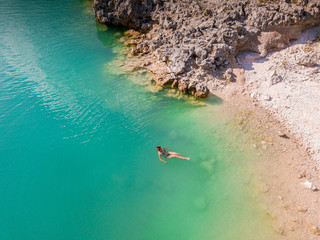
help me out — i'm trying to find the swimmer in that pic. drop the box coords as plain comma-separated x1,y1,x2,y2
156,146,190,164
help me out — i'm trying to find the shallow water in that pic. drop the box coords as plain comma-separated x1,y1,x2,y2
0,0,278,239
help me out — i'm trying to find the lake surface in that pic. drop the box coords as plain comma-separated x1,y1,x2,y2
0,0,278,239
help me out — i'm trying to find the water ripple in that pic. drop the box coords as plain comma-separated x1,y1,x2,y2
0,34,111,141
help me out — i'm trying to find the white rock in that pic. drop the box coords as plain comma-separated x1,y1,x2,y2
302,180,318,191
269,71,283,86
250,92,259,99
263,94,272,101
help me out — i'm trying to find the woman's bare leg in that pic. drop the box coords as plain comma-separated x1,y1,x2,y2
168,152,190,160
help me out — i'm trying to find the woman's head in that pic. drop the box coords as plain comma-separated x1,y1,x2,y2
156,146,162,151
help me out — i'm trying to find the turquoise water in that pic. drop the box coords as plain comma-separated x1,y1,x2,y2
0,0,278,239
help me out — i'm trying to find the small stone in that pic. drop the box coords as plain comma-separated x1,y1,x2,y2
292,218,299,223
263,94,272,101
295,205,307,213
260,183,270,193
269,71,283,86
223,68,235,82
252,144,258,149
278,131,288,138
273,222,285,235
298,171,306,179
250,92,259,99
302,181,318,191
288,226,294,232
308,224,320,236
142,61,151,66
130,48,138,56
265,209,277,219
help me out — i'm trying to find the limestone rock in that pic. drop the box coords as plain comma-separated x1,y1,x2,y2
93,0,155,30
188,80,197,96
194,83,209,98
296,53,319,67
178,79,189,93
301,180,318,191
308,224,320,236
168,60,186,75
93,0,320,98
223,68,235,82
269,71,283,86
262,94,271,101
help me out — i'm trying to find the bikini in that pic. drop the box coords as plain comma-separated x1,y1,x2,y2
161,149,169,158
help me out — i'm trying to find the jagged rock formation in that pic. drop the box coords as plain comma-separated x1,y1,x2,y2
93,0,155,30
93,0,320,98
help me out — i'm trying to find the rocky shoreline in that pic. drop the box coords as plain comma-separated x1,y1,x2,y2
238,26,320,162
93,0,320,98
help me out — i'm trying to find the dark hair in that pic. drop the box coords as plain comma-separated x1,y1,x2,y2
156,146,161,150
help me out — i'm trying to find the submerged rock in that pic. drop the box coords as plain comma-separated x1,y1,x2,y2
259,183,270,193
200,158,216,171
193,196,208,211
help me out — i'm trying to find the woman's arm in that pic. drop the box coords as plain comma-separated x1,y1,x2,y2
163,147,170,150
158,152,168,164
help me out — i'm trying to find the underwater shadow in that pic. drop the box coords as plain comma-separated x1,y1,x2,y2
151,88,224,109
206,94,223,105
95,22,127,48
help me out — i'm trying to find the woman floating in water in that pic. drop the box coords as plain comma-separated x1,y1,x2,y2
156,146,190,164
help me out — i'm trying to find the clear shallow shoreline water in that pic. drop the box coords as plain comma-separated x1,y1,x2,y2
0,0,278,239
